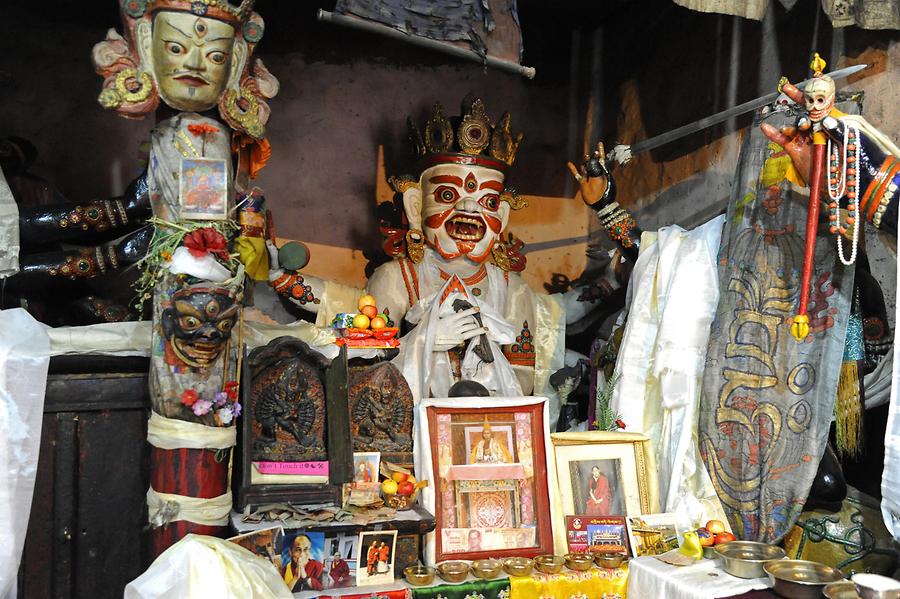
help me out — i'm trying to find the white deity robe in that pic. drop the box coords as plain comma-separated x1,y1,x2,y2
316,249,566,406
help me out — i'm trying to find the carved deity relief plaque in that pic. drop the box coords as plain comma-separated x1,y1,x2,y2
348,362,413,454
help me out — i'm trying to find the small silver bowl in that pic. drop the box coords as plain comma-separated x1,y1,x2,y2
534,554,565,574
593,551,627,569
824,581,862,599
764,559,843,599
436,560,469,583
853,573,900,599
715,541,785,579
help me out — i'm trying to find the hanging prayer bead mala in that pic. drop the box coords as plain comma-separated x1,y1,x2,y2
828,122,862,266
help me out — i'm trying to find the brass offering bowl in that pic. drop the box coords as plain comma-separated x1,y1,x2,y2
503,557,534,577
564,552,594,571
824,581,862,599
714,541,786,579
471,558,503,580
853,573,900,599
436,560,470,583
404,565,435,586
764,559,843,599
534,554,566,574
593,551,627,569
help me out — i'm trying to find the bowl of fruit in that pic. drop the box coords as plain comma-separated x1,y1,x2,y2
332,295,400,349
695,519,737,559
380,471,427,510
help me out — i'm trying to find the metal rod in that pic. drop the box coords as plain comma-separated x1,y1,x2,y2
317,9,536,79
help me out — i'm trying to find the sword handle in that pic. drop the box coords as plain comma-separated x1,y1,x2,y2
792,133,827,341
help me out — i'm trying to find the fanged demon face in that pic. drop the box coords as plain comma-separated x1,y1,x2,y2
407,163,510,264
804,76,835,123
161,289,239,367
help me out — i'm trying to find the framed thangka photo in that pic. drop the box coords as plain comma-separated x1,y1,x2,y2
179,157,228,220
416,397,556,563
549,431,658,554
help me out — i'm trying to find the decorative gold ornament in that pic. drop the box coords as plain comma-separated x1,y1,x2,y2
424,103,454,154
458,98,491,155
223,86,263,139
410,98,522,168
810,52,827,77
143,0,257,24
389,175,420,194
115,68,153,104
490,112,523,167
491,241,511,272
98,88,122,109
406,229,425,264
500,187,528,210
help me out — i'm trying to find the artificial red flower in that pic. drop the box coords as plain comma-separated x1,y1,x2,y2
615,419,626,430
183,228,229,260
224,380,240,401
181,389,199,407
187,123,220,137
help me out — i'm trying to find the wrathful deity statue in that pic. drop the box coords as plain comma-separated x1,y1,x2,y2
268,98,641,420
92,0,279,555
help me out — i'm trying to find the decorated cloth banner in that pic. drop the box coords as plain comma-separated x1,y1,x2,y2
509,566,628,599
411,577,511,599
699,102,858,542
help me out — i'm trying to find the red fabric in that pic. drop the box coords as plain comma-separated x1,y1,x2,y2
586,474,613,515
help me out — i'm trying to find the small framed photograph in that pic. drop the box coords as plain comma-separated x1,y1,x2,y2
626,513,681,557
348,452,381,506
566,515,629,555
416,397,557,563
324,534,357,589
281,530,326,592
356,530,398,586
179,157,229,220
549,431,658,554
227,525,284,572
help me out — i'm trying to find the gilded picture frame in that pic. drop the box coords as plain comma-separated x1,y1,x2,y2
549,431,658,554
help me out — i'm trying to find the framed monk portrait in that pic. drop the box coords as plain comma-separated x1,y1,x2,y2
415,397,557,563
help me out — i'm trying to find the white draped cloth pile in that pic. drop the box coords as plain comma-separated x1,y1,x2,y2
610,215,728,530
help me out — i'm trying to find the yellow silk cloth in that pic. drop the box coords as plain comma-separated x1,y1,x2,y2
510,564,629,599
235,236,269,281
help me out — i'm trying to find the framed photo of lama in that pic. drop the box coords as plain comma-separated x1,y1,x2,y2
549,431,658,554
415,396,558,564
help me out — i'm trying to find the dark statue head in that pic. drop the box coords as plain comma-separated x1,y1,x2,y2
161,287,239,367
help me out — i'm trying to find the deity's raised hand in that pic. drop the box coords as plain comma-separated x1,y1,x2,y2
567,142,612,207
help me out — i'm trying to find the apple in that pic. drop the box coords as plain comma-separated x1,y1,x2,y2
361,304,378,318
706,520,726,535
381,479,398,495
397,481,415,496
696,528,714,547
392,472,409,484
714,532,736,545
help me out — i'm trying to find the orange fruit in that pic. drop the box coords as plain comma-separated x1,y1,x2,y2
361,305,378,318
392,472,409,484
357,294,377,311
370,316,386,330
352,314,370,329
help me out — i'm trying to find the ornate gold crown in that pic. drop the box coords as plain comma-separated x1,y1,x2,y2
122,0,256,27
409,98,523,171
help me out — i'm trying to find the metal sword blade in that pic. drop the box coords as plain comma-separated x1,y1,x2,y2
627,63,869,156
